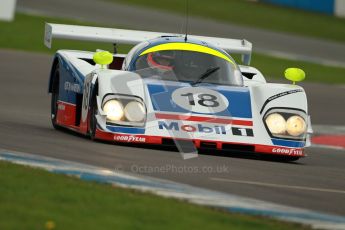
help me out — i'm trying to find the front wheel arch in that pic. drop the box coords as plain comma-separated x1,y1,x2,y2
88,81,99,140
51,63,61,129
48,58,60,93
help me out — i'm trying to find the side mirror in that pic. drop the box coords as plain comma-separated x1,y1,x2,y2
284,68,305,85
93,51,113,69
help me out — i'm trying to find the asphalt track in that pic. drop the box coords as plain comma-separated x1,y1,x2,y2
1,49,345,218
17,0,345,67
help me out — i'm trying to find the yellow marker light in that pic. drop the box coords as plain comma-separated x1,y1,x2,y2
286,115,306,136
124,101,146,122
140,43,234,64
284,68,306,85
103,100,124,121
93,51,114,68
265,113,286,135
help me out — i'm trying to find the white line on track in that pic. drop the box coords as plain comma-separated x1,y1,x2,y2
311,144,345,151
312,125,345,135
210,177,345,195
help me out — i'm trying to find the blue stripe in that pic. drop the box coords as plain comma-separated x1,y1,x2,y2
52,170,174,188
106,125,145,134
261,0,335,14
58,54,85,86
272,138,305,148
227,207,345,223
57,54,85,104
0,152,65,166
147,83,252,118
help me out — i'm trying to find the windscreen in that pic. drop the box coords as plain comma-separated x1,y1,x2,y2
133,50,243,86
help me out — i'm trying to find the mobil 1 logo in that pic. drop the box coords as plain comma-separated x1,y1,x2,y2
232,127,254,137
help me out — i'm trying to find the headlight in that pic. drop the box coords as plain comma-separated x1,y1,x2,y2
264,109,307,140
286,115,306,136
265,113,286,135
103,100,124,121
102,95,147,127
124,101,146,122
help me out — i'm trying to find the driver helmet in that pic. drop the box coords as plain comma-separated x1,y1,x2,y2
147,51,175,74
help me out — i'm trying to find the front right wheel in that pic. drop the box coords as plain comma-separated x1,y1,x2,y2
262,154,301,162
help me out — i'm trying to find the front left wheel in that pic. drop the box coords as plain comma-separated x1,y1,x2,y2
51,66,60,129
88,95,98,140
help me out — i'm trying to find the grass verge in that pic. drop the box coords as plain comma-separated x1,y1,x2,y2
0,161,309,230
0,14,130,54
108,0,345,43
0,13,344,84
251,53,345,84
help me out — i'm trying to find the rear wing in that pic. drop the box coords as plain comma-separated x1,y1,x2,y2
44,23,252,65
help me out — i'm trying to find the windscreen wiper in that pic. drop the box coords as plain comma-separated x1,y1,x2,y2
191,66,220,86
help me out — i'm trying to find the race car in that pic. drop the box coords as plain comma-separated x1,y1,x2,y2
44,23,312,161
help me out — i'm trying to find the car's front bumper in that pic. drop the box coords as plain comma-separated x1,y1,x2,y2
95,128,305,157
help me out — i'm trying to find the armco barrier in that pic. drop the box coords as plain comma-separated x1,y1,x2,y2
261,0,345,17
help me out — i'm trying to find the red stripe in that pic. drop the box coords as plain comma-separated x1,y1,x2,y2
57,101,76,127
155,113,253,126
312,135,345,149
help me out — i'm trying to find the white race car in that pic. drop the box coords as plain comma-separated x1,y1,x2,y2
45,23,312,161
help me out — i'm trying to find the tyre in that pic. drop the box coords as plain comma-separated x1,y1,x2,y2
88,94,98,140
51,66,60,129
281,156,300,162
262,154,300,162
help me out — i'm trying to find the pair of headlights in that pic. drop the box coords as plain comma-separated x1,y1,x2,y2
103,99,146,124
265,113,306,138
103,98,307,138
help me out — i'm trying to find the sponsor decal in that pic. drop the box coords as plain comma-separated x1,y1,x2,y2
272,147,304,156
114,135,146,143
159,121,226,134
260,89,303,114
64,81,81,93
158,121,254,137
58,103,65,110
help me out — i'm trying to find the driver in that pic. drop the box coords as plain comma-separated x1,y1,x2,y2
147,51,175,75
